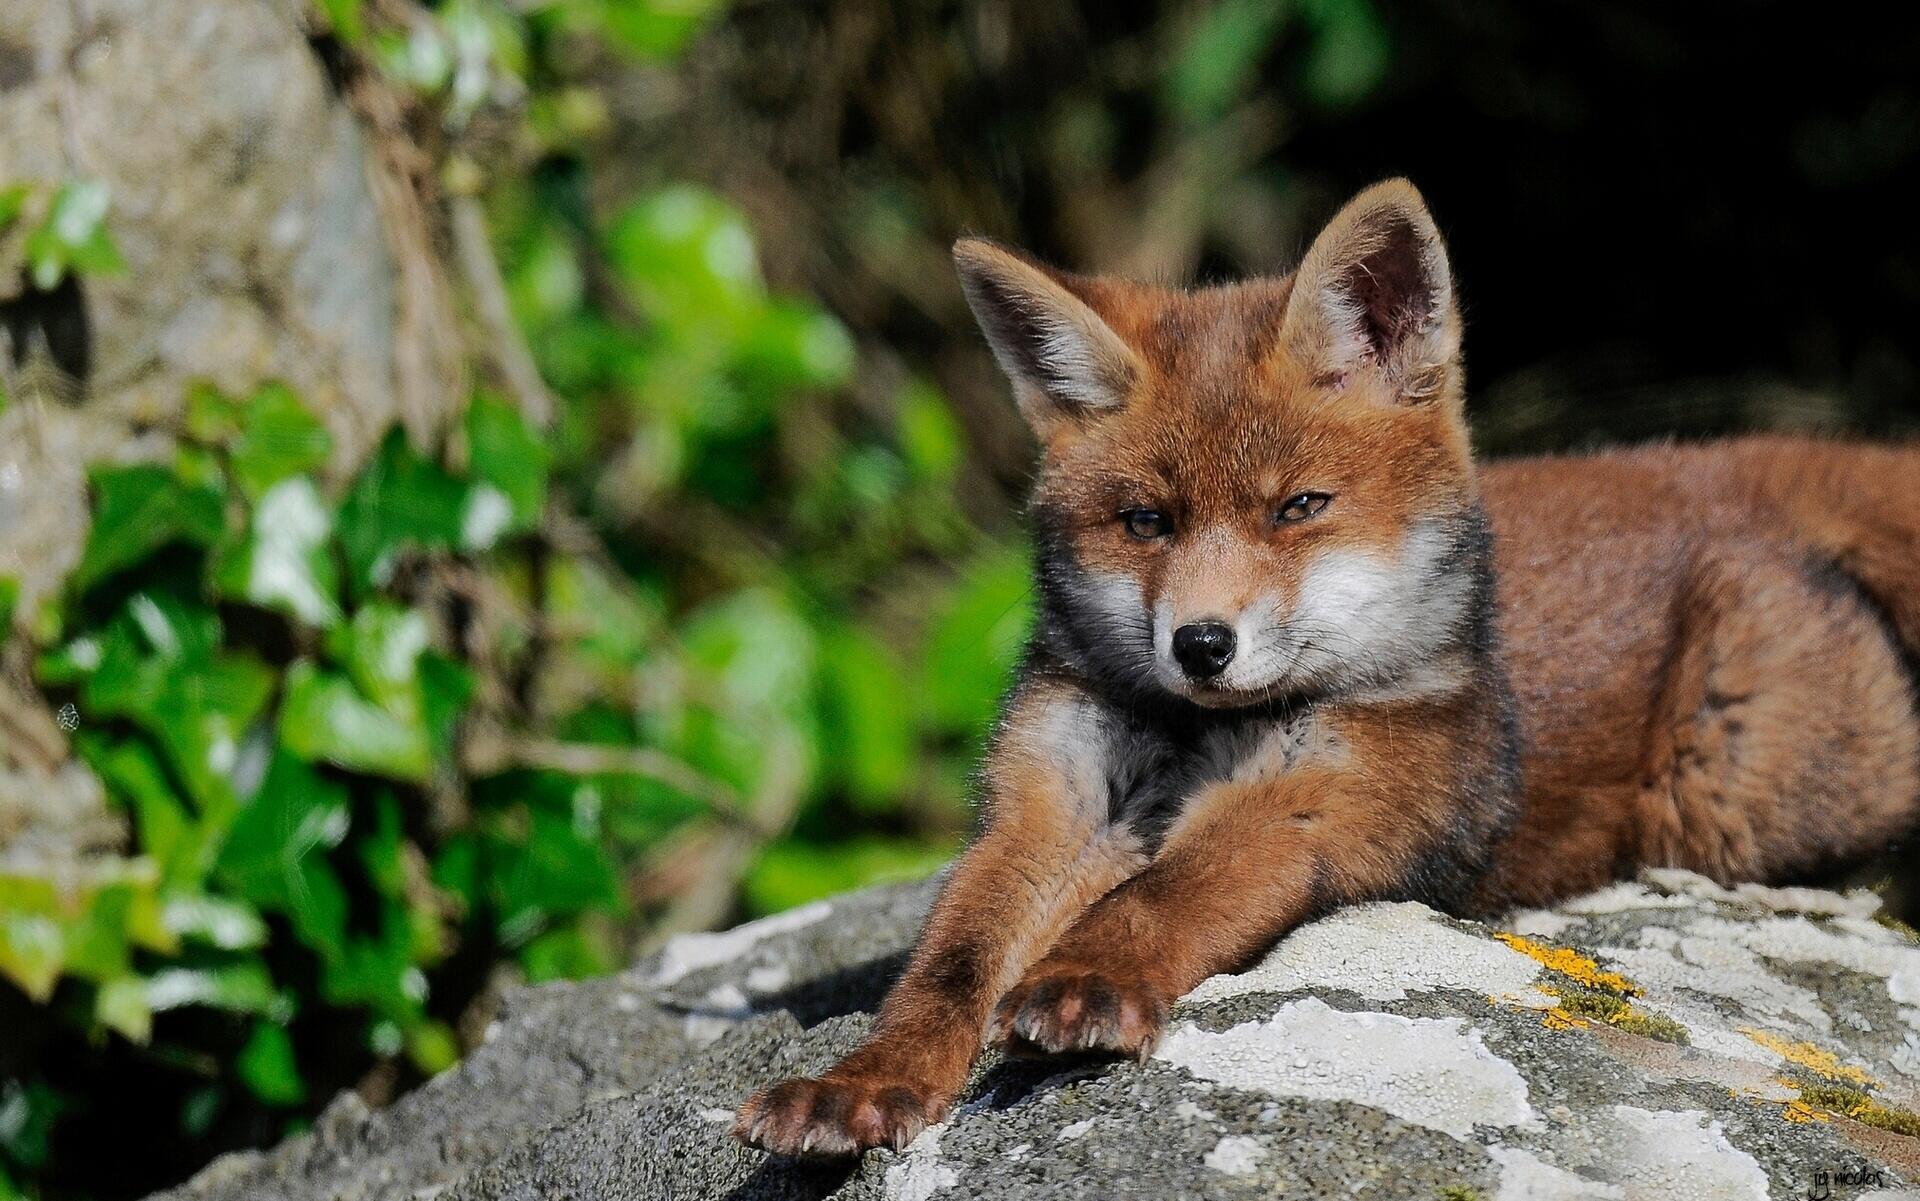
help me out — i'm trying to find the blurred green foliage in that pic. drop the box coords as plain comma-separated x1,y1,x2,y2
0,180,126,294
0,2,1045,1197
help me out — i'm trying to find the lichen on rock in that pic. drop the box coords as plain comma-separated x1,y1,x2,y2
146,869,1920,1200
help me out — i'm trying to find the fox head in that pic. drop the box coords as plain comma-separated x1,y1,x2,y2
956,180,1489,708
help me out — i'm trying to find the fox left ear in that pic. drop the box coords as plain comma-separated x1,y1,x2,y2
953,238,1143,439
1280,179,1460,402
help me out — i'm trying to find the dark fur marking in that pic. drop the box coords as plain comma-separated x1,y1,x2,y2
922,945,984,998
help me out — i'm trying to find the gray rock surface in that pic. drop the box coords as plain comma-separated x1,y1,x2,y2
150,870,1920,1201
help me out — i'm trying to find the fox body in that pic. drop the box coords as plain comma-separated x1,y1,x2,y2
735,180,1920,1158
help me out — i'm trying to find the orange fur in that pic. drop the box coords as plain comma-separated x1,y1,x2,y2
734,180,1920,1159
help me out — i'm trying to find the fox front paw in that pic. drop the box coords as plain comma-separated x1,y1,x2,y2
989,967,1168,1060
732,1075,944,1158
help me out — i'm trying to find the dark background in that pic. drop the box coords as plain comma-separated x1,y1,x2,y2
630,0,1920,480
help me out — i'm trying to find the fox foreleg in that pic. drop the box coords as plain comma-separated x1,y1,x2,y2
733,685,1145,1156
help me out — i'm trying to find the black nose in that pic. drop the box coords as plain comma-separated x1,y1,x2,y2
1172,622,1236,680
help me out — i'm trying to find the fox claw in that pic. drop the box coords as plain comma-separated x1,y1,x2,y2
732,1075,943,1158
990,967,1167,1060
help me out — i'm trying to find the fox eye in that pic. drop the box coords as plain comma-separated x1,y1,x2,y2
1276,492,1332,523
1121,509,1172,540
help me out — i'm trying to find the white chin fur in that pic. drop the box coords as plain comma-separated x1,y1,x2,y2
1151,521,1469,701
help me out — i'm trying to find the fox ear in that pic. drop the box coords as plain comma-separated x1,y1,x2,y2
953,238,1142,435
1281,179,1459,402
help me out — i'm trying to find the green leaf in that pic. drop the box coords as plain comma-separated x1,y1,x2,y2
519,922,616,984
738,300,855,391
1165,0,1290,123
314,0,366,44
183,381,246,444
323,893,427,1021
161,893,269,951
466,392,549,531
337,431,471,596
0,184,28,233
215,752,351,963
1301,0,1390,108
0,1079,66,1170
664,589,820,796
211,476,342,628
80,596,275,817
896,379,963,484
0,912,64,1001
328,602,429,713
744,836,956,916
88,737,202,884
294,603,467,775
144,960,282,1017
819,626,915,810
572,0,728,63
466,776,620,943
0,859,169,1003
94,974,153,1042
228,383,333,501
919,544,1033,734
236,1023,307,1106
75,464,224,591
405,1020,461,1076
279,661,431,782
604,186,763,324
24,180,125,290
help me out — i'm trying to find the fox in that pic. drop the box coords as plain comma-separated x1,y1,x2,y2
732,179,1920,1158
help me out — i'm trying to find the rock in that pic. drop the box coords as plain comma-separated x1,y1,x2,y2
149,870,1920,1200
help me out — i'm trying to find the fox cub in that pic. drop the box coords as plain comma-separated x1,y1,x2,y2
734,179,1920,1157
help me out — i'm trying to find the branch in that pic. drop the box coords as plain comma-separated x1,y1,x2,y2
450,193,555,429
461,724,750,826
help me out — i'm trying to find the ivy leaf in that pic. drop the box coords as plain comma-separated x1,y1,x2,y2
228,383,333,501
465,392,548,532
211,477,342,629
215,752,351,964
0,184,29,233
24,180,125,290
80,593,275,818
87,737,203,886
94,975,153,1043
143,960,283,1018
328,602,430,715
75,465,224,592
236,1023,306,1106
0,911,65,1002
919,545,1033,735
161,894,269,952
279,661,431,782
337,431,471,597
819,625,915,811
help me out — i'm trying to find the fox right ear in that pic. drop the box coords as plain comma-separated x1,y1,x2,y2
953,239,1142,436
1281,179,1460,403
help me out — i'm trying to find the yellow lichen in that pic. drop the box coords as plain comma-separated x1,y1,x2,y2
1780,1100,1832,1124
1542,1007,1588,1032
1494,933,1641,995
1740,1028,1878,1088
1794,1083,1920,1137
1531,982,1689,1044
